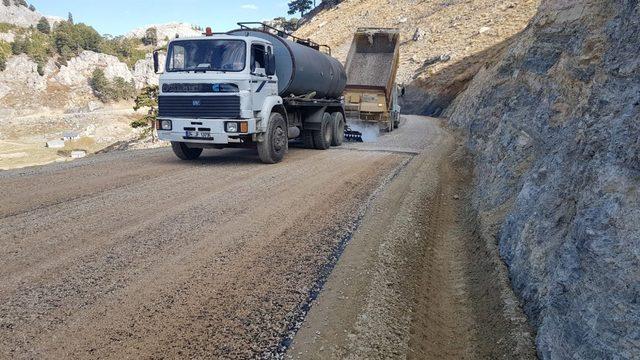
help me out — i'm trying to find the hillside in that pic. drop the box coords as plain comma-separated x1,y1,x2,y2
0,1,62,27
444,0,640,357
294,0,540,114
0,4,181,169
126,22,201,45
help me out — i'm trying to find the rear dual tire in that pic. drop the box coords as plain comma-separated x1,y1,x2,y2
331,112,345,147
312,112,333,150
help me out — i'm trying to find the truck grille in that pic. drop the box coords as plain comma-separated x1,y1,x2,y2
158,95,241,119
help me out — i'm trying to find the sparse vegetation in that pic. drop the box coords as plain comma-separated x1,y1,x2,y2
288,0,313,16
132,85,159,129
90,68,136,103
36,17,50,34
0,40,9,71
272,17,300,32
142,27,157,46
11,30,53,74
4,20,147,71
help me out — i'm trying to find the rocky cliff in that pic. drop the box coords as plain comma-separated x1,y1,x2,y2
0,51,157,116
0,2,62,27
126,22,201,45
445,0,640,357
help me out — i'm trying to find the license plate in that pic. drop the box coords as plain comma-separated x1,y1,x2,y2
186,131,213,139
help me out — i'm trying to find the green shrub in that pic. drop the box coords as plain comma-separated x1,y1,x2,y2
36,17,50,34
0,23,16,32
130,119,148,128
10,31,52,74
90,68,136,103
52,21,102,60
142,27,157,46
0,53,6,71
99,36,146,68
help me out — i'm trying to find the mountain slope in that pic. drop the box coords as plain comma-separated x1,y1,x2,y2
0,2,62,27
295,0,539,113
446,1,640,357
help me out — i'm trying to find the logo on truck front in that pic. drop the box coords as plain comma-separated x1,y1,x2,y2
192,100,201,107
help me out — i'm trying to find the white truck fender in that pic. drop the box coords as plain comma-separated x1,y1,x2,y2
258,95,284,133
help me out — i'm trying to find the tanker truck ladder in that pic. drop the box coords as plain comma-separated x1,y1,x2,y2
236,22,332,55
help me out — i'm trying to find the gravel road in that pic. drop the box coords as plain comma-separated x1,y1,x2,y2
0,136,407,358
0,116,534,359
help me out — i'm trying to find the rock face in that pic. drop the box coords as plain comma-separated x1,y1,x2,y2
133,53,163,88
446,1,640,357
55,51,134,87
0,3,62,27
0,55,48,95
126,22,201,45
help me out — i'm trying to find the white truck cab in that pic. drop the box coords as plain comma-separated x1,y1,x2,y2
154,24,347,164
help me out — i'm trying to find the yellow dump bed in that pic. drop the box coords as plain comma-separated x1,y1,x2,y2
344,28,400,100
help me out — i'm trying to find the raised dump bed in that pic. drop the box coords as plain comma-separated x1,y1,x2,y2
344,28,401,132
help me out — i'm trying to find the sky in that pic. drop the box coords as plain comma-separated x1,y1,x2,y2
31,0,292,36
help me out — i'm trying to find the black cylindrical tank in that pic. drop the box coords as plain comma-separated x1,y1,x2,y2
228,29,347,99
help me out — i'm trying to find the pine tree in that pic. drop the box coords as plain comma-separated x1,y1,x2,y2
67,12,74,24
36,17,50,34
287,0,313,17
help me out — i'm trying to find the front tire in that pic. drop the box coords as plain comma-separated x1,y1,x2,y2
312,112,333,150
331,112,345,146
258,112,288,164
171,142,203,160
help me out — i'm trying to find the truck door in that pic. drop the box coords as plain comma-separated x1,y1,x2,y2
250,43,269,111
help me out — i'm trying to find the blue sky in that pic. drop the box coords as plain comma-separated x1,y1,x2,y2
31,1,292,36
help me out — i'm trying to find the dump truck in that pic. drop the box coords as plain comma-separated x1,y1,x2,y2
153,23,347,164
343,28,401,132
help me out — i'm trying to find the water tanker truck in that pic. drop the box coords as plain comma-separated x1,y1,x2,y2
153,23,347,164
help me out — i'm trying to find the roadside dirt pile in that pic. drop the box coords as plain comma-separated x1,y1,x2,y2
446,1,640,357
294,0,539,114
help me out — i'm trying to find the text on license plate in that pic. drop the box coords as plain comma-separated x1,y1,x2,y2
186,131,213,139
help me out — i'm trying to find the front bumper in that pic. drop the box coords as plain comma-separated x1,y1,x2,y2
157,118,257,145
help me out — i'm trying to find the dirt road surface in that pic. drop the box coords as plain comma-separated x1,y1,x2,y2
0,116,534,359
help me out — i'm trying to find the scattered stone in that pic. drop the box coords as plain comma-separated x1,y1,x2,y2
70,150,87,159
46,140,65,149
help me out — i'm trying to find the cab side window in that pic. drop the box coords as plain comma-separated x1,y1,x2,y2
251,44,266,72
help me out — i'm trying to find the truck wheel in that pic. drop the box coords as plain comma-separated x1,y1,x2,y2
331,112,345,146
171,142,203,160
258,112,287,164
312,112,333,150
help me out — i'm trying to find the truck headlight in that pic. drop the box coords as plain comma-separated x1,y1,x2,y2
157,120,172,130
226,122,238,133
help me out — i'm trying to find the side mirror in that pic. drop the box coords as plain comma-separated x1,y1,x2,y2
153,51,160,74
266,54,276,76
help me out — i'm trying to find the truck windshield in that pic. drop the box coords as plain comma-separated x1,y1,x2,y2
166,40,246,72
